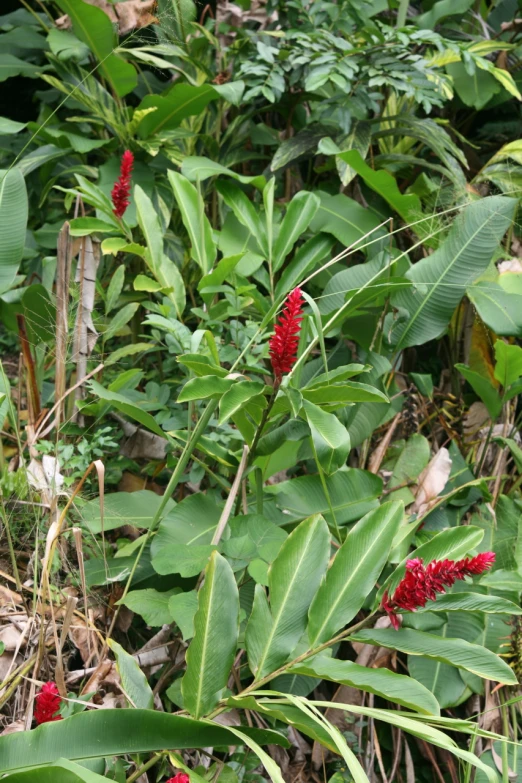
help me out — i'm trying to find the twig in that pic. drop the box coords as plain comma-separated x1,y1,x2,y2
212,445,250,546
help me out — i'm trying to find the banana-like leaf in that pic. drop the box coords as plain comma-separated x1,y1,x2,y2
0,710,288,773
182,552,239,718
391,196,516,348
3,758,109,782
308,502,403,646
246,515,330,679
303,399,351,475
108,639,154,709
351,627,517,684
168,171,217,274
417,592,522,615
0,168,27,296
273,191,320,272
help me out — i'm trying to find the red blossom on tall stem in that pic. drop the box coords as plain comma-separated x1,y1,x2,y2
34,681,63,725
382,552,495,630
111,150,134,219
269,287,304,384
166,774,190,783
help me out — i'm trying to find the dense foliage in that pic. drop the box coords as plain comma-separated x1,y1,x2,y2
1,0,522,780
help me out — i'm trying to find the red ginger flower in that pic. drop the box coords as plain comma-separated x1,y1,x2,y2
269,287,304,382
382,552,495,630
34,681,63,725
166,775,190,783
111,150,134,218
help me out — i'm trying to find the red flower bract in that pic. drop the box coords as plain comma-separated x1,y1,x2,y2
382,552,495,630
111,150,134,218
269,287,304,382
166,774,190,783
34,682,63,725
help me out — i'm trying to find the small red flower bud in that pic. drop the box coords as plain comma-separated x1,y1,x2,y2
269,287,304,382
111,150,134,219
166,774,190,783
34,682,63,725
382,552,495,629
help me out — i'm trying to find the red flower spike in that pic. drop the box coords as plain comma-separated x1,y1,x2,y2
34,682,63,725
111,150,134,219
269,287,304,382
382,552,495,629
166,775,190,783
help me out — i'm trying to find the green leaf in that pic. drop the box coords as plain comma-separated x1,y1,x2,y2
118,588,181,626
246,514,330,679
3,758,111,782
337,150,422,226
177,353,228,378
136,83,218,138
81,490,172,534
467,281,522,337
181,156,266,190
303,400,351,475
351,627,517,684
21,284,56,345
104,302,139,341
275,234,334,299
0,53,42,82
291,655,439,715
169,590,198,640
494,339,522,388
455,364,502,419
0,169,27,296
168,171,217,275
107,639,154,709
219,381,266,424
308,502,403,647
391,197,516,349
0,710,288,773
54,0,136,97
216,180,267,257
178,376,233,403
416,0,474,27
105,342,155,367
69,217,117,236
266,469,382,526
0,117,26,135
418,592,522,614
273,192,320,272
133,274,163,292
224,726,286,783
309,193,386,251
105,264,125,314
302,381,389,405
182,552,239,718
88,380,166,438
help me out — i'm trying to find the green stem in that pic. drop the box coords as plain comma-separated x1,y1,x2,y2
501,697,510,783
0,500,21,591
127,752,165,783
396,0,410,27
255,466,264,514
105,398,219,642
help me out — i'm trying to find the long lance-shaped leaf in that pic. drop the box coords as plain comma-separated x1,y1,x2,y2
0,168,27,296
273,191,320,271
351,627,518,684
308,502,403,647
0,710,288,773
391,195,516,349
182,551,239,718
246,514,330,679
4,758,111,782
169,170,217,274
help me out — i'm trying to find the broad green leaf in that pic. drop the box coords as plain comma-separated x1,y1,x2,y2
219,381,266,424
391,196,516,349
181,156,266,190
216,180,268,257
69,217,117,236
177,353,228,378
3,758,110,782
467,281,522,337
302,381,389,405
178,376,233,403
136,83,218,137
266,469,382,526
168,171,217,274
118,588,181,626
455,364,502,419
309,192,386,251
54,0,136,97
246,515,330,679
308,502,403,646
0,117,26,135
303,400,351,475
225,726,285,783
0,710,288,773
275,233,334,298
169,590,198,640
408,654,467,710
0,54,42,83
105,264,125,314
0,169,27,296
134,185,163,271
417,591,522,614
291,655,439,715
416,0,474,28
134,274,163,292
88,380,166,438
81,490,173,534
337,150,422,226
21,284,56,345
104,302,139,341
351,627,517,684
182,552,239,718
494,339,522,388
273,192,320,272
108,639,154,709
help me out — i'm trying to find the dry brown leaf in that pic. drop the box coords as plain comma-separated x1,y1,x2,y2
411,447,452,516
56,0,158,35
0,586,22,607
0,625,23,651
0,720,25,735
